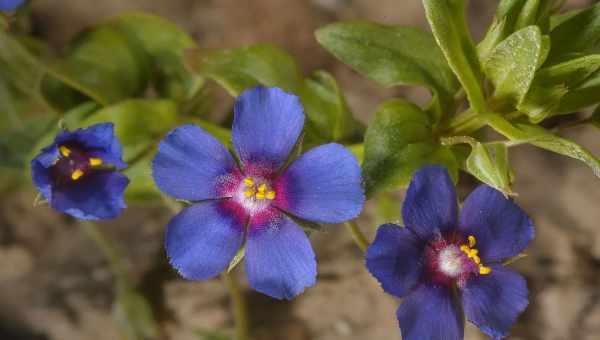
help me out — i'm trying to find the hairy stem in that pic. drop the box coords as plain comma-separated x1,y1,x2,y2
222,272,250,340
345,219,370,252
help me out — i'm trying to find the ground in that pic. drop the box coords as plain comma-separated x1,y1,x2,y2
1,0,599,339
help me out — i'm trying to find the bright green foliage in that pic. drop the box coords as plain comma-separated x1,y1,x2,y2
465,142,513,196
484,26,543,110
422,0,486,113
547,3,600,63
315,21,459,120
362,99,457,197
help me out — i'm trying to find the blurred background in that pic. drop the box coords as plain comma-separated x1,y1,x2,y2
1,0,599,339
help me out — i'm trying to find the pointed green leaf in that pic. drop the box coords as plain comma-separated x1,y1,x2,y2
556,69,600,114
484,112,600,178
315,21,459,120
300,70,364,143
362,99,457,197
483,26,542,109
422,0,486,113
227,246,245,273
547,3,600,63
466,142,514,196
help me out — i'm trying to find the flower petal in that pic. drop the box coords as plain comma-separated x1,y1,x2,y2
51,171,129,220
459,185,534,263
56,123,127,169
153,124,237,201
245,209,316,300
462,265,528,339
31,144,60,200
0,0,24,11
275,143,364,223
165,202,244,280
397,283,464,340
402,165,458,240
232,86,304,169
366,224,425,298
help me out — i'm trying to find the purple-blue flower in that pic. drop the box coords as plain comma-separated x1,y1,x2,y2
152,86,365,299
0,0,24,11
31,123,129,220
366,165,533,340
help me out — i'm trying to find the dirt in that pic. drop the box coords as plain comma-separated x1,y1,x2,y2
1,0,599,340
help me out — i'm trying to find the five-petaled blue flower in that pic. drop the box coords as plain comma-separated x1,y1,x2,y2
31,123,129,220
152,86,365,299
366,165,533,340
0,0,24,11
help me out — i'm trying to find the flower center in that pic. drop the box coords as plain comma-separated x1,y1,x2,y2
53,145,103,182
426,234,492,286
242,177,276,200
229,176,277,216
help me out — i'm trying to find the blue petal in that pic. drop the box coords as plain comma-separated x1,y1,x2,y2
153,124,236,201
51,171,129,220
462,265,528,339
56,123,127,169
165,202,244,280
31,144,60,200
459,185,534,263
0,0,24,11
366,224,425,298
276,143,364,223
397,283,464,340
232,86,304,169
245,210,316,300
402,165,458,240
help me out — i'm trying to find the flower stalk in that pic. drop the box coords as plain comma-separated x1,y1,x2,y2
345,219,370,252
222,272,250,340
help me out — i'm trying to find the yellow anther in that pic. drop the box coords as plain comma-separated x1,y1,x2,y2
468,235,476,247
266,191,276,200
255,192,266,199
71,169,84,180
89,158,103,166
258,183,267,193
460,245,470,253
479,265,492,275
244,177,254,186
244,189,255,198
473,255,481,264
59,146,71,157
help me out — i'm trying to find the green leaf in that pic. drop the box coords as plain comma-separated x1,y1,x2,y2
422,0,486,113
362,99,457,197
547,3,600,64
466,142,514,196
112,289,158,340
41,26,150,110
80,99,178,162
520,54,600,120
103,12,204,102
484,112,600,177
483,26,543,110
122,152,161,204
556,69,600,114
300,70,363,143
188,44,302,96
315,21,459,120
0,116,57,169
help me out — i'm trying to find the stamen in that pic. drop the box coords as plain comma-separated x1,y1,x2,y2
479,266,492,275
244,177,254,186
266,191,276,200
255,192,266,200
71,169,84,180
461,235,492,275
59,146,71,157
258,183,267,193
244,189,255,198
468,235,476,247
89,158,103,166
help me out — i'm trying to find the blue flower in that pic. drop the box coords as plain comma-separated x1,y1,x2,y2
31,123,129,220
0,0,24,11
366,165,533,340
153,86,365,299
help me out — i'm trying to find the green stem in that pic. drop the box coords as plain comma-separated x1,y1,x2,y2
79,221,129,290
345,219,369,252
222,272,250,340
